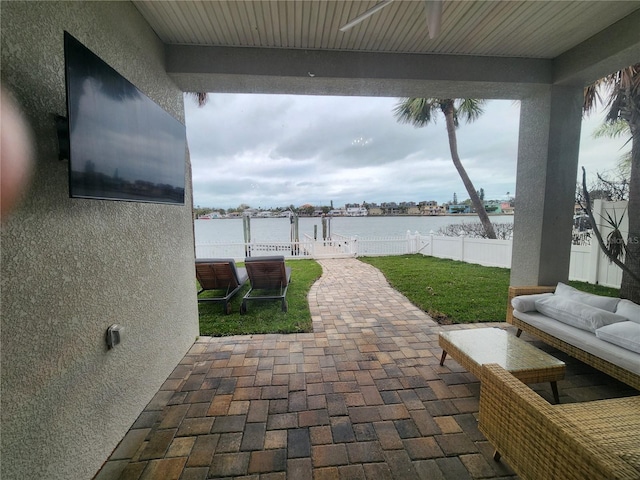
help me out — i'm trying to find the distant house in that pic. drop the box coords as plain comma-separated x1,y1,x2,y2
448,204,471,214
420,201,445,215
367,206,383,215
483,200,502,213
501,202,515,215
346,206,368,216
381,202,400,215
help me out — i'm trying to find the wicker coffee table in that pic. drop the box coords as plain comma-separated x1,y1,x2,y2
439,328,566,403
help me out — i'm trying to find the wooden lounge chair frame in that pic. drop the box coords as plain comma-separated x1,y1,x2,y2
195,258,248,314
241,256,292,314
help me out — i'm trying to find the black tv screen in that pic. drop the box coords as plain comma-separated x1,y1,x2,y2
64,32,186,204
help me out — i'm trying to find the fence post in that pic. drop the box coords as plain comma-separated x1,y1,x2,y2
429,231,434,257
353,235,359,257
506,239,513,269
587,200,603,284
460,234,466,261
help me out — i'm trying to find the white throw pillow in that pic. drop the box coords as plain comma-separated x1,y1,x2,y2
554,282,620,312
511,293,554,312
535,296,628,333
615,299,640,325
595,321,640,354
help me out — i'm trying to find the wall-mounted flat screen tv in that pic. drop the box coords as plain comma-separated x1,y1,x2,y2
64,31,186,205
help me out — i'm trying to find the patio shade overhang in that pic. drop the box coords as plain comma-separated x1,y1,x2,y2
132,1,640,97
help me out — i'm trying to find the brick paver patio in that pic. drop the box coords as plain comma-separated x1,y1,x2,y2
95,258,635,480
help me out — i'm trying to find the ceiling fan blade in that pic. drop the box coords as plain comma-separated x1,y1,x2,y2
340,0,395,32
425,0,443,39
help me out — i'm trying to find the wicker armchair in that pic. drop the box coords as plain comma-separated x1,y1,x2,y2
478,363,640,480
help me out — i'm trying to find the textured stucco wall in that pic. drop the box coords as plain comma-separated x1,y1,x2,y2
510,85,583,286
1,2,199,478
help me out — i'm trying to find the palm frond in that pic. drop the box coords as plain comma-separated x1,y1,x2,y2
617,152,632,177
457,99,485,122
583,83,603,114
393,98,438,127
591,119,630,139
586,64,640,122
188,92,208,107
394,97,485,128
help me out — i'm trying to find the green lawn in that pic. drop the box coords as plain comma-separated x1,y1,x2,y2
198,255,620,334
198,259,322,336
359,255,620,324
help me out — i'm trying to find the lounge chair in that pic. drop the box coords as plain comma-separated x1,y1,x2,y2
195,258,248,314
241,256,292,314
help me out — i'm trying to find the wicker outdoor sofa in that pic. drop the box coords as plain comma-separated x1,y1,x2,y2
506,285,640,391
478,363,640,480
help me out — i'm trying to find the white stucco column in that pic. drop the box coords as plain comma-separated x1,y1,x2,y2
511,85,584,286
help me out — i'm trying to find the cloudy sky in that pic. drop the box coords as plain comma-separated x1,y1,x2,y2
185,94,629,210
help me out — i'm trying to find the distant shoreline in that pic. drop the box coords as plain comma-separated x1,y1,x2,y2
197,213,513,219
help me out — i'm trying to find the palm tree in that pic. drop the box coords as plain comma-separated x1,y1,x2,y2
583,64,640,302
394,98,497,239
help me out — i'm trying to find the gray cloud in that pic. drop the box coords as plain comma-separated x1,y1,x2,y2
185,94,627,209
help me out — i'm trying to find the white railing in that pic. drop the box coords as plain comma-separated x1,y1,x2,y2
196,240,314,260
195,200,626,288
352,235,407,256
329,233,357,256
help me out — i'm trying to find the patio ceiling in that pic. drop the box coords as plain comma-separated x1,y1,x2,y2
133,1,638,59
132,1,640,97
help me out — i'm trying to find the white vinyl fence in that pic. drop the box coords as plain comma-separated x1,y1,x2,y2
351,232,430,257
569,246,623,288
424,234,513,268
567,200,627,288
195,200,626,288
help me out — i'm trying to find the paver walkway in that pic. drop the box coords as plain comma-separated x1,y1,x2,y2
96,258,634,480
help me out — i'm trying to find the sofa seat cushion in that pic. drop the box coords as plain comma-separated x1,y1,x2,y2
596,322,640,354
511,292,554,313
616,299,640,325
535,296,628,333
512,310,640,376
554,282,620,312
